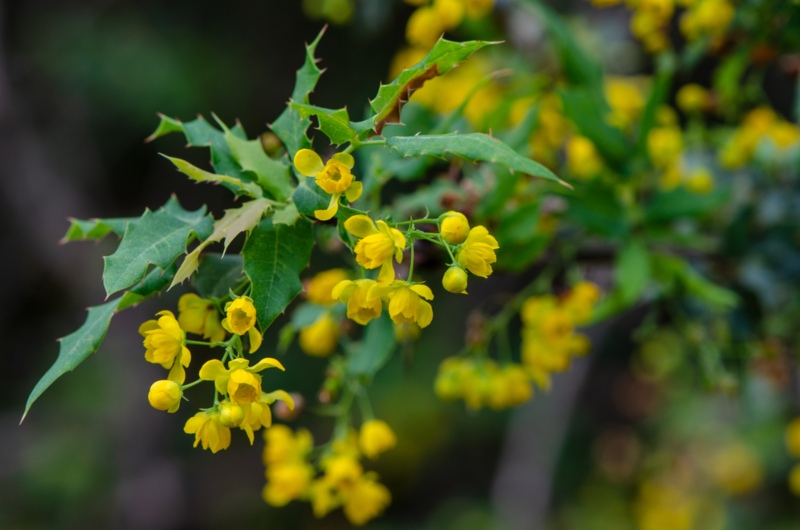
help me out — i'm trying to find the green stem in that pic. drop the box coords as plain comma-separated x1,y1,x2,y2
408,236,416,281
181,378,205,391
344,138,387,154
441,235,458,265
394,217,440,226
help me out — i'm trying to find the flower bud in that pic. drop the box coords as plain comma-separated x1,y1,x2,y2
148,380,182,413
442,266,468,294
439,211,470,244
359,420,397,459
218,401,246,428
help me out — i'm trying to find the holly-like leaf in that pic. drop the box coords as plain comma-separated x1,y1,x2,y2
273,200,301,226
243,217,314,330
171,198,273,288
162,155,264,199
346,314,396,380
224,129,294,201
368,38,495,134
23,266,171,421
292,180,329,216
387,133,570,187
62,217,135,242
271,29,326,158
103,200,213,296
291,104,369,146
193,253,244,299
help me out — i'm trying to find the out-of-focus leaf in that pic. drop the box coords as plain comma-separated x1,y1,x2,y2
103,199,213,296
387,133,568,187
637,55,674,155
346,314,395,379
243,217,314,330
271,29,326,158
193,253,244,300
644,187,730,224
653,255,738,310
563,183,628,238
615,241,651,304
291,303,326,328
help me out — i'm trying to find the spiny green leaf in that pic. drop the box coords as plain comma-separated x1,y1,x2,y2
369,38,495,134
243,217,314,330
273,201,301,226
145,113,184,142
386,133,570,187
23,266,170,422
103,201,213,296
162,155,264,199
346,314,396,379
271,28,326,157
62,217,135,242
193,253,244,300
292,180,329,216
292,103,362,146
171,198,273,288
224,130,294,201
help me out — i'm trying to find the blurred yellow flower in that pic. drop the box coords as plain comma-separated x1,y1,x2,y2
343,474,392,526
306,269,350,306
178,293,225,343
359,420,397,459
676,83,709,113
299,314,340,357
566,135,603,179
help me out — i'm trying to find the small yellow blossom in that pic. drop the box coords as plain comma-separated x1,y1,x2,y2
433,0,464,29
343,474,392,526
359,420,397,459
368,280,434,328
322,454,363,489
676,83,709,113
139,310,192,383
648,127,684,169
488,365,533,410
147,379,182,413
222,296,262,353
306,269,350,305
440,211,470,244
178,293,226,343
442,265,468,294
786,417,800,457
462,0,494,19
394,322,421,342
199,357,285,405
566,135,603,179
184,410,231,453
562,281,602,325
332,279,383,325
264,462,315,506
605,77,646,129
685,168,714,194
406,7,443,48
707,443,764,495
344,215,406,284
294,149,363,221
299,314,340,357
457,226,499,278
790,463,800,497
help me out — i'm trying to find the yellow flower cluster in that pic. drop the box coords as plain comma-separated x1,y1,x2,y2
521,282,601,389
294,149,363,221
785,417,800,496
719,106,800,169
435,357,533,410
405,0,494,49
298,269,350,357
262,421,395,526
680,0,735,44
439,211,500,295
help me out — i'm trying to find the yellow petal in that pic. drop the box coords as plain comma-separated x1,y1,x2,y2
331,280,354,301
264,389,295,409
344,215,379,239
242,422,255,445
367,282,392,302
377,261,396,284
248,327,263,353
417,300,433,328
250,357,286,372
410,284,434,300
332,151,355,168
294,149,325,177
345,181,363,203
167,362,186,384
199,359,227,381
314,194,339,221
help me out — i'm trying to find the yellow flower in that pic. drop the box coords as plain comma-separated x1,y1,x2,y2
264,462,315,506
332,279,383,325
707,443,763,495
647,127,684,169
368,280,434,328
789,463,800,497
294,149,363,221
457,226,499,278
786,417,800,457
769,121,800,149
439,211,470,244
239,390,295,441
566,135,603,179
222,296,262,353
684,167,714,194
344,215,406,284
343,474,392,526
322,454,363,490
306,268,350,305
433,0,464,29
488,364,533,409
442,265,468,294
676,83,709,113
434,357,469,401
359,420,397,459
217,400,246,428
394,322,421,342
309,479,342,518
263,424,313,465
147,379,182,413
406,7,443,48
463,0,494,19
562,281,602,325
299,314,340,357
184,410,231,453
199,357,285,405
605,77,646,129
178,293,226,343
139,310,192,383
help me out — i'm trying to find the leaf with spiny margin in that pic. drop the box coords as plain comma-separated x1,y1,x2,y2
243,217,314,330
162,155,264,199
23,266,172,421
292,104,360,146
224,129,294,201
62,217,135,242
369,38,495,134
272,201,301,226
170,198,273,288
103,201,213,296
386,133,571,188
193,253,244,299
346,314,396,379
271,29,326,158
